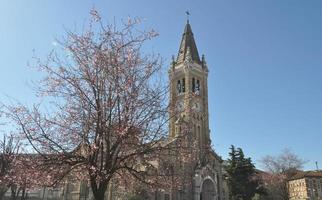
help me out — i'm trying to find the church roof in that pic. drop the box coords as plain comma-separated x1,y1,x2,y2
289,170,322,180
176,21,201,64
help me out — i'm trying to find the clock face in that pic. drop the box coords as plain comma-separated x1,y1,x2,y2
176,100,184,112
192,101,202,112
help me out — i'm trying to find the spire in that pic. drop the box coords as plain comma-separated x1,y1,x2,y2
176,21,201,64
185,46,193,62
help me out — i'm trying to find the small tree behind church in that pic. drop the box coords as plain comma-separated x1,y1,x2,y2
2,9,170,200
259,149,306,200
225,145,266,200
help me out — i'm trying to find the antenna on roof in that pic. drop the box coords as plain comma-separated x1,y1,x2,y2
316,161,319,171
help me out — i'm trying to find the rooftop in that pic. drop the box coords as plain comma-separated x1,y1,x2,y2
176,20,201,64
289,170,322,181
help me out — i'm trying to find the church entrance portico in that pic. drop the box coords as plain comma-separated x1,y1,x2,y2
194,174,217,200
200,178,216,200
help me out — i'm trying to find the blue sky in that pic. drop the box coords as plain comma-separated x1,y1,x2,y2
0,0,321,170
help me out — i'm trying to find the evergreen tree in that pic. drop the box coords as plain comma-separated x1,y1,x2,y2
225,145,265,200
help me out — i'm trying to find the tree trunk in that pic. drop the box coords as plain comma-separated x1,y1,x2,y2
0,185,8,200
92,188,106,200
41,187,46,200
91,180,108,200
0,192,5,200
20,187,26,200
10,185,18,200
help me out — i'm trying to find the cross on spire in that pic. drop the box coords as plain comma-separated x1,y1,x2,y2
185,10,190,23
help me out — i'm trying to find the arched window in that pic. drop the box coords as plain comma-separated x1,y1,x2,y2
196,80,200,95
198,126,201,138
192,77,195,92
182,78,186,93
177,80,181,94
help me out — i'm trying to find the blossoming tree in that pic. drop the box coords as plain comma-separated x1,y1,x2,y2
2,9,172,200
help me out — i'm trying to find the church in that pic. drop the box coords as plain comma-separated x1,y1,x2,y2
158,20,227,200
3,20,227,200
106,19,227,200
110,19,228,200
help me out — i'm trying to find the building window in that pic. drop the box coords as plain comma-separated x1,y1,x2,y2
192,78,201,95
177,80,181,94
196,79,200,95
182,78,185,93
198,126,201,139
79,181,89,200
192,77,195,92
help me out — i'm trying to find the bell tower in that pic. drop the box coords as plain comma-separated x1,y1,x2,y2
169,20,210,150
